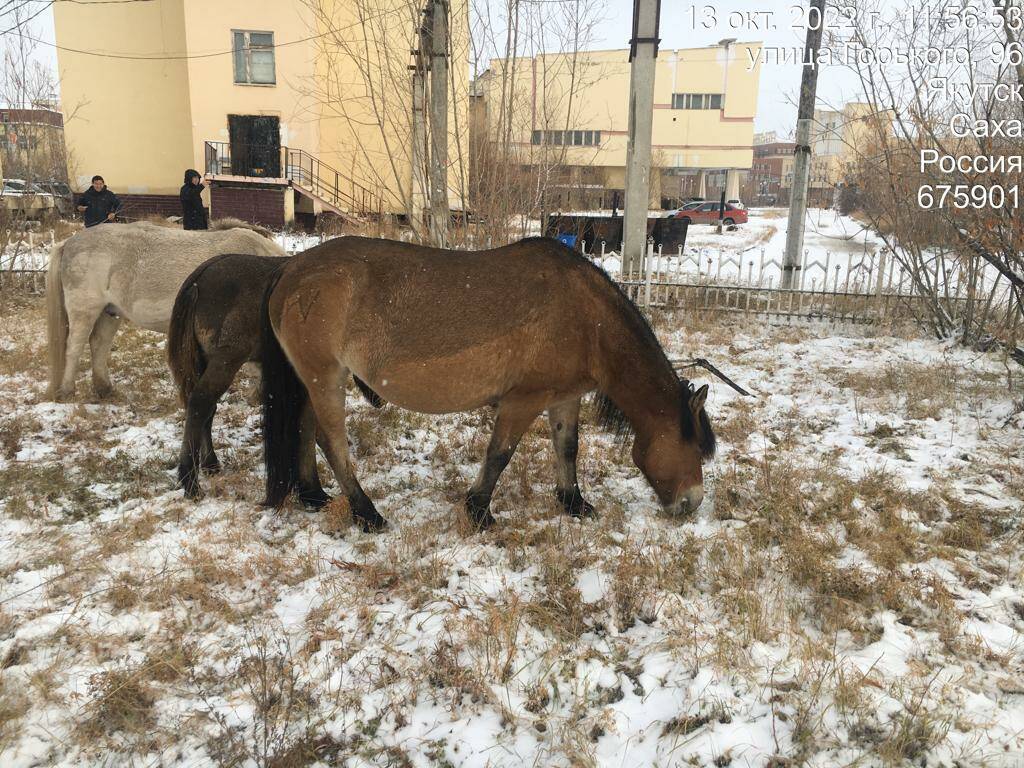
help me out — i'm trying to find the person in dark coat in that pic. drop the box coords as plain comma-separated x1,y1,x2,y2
76,175,121,227
180,169,208,230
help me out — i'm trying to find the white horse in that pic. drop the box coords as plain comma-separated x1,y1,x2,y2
47,220,286,400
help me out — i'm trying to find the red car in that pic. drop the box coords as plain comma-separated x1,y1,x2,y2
673,202,748,226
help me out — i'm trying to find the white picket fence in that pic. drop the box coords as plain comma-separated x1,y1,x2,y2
4,230,1018,328
587,239,1016,326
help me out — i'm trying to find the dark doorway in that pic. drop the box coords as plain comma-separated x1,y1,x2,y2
227,115,281,177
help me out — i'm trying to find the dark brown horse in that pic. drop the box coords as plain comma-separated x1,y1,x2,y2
166,254,305,500
261,236,715,532
167,252,382,502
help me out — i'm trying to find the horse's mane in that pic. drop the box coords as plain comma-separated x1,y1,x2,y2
210,217,274,239
517,236,715,458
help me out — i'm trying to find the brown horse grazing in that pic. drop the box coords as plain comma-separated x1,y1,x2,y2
260,236,715,532
167,252,381,502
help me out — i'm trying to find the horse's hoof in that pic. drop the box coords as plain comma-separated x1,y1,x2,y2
470,510,497,531
570,500,596,519
356,513,389,533
298,487,331,509
182,482,204,502
466,499,497,528
93,383,115,399
556,488,596,519
53,387,74,403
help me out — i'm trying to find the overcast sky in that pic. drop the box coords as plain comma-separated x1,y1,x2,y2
18,0,866,138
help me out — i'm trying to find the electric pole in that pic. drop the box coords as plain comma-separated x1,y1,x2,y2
782,0,826,289
621,0,661,275
426,0,449,247
410,10,429,235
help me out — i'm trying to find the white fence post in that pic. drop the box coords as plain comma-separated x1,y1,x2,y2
643,238,653,310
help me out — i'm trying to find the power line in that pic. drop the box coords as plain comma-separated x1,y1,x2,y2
10,6,400,61
0,1,52,36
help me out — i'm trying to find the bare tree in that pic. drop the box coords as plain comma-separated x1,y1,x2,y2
298,0,471,245
0,4,70,299
468,0,605,244
832,0,1023,364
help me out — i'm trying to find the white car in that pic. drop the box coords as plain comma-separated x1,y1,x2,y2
726,199,746,209
662,201,704,218
1,179,56,219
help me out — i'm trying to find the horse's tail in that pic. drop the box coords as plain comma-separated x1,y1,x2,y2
167,277,206,408
166,255,234,406
46,240,68,399
261,269,306,507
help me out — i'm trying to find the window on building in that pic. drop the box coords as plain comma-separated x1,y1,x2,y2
671,93,724,110
534,130,601,146
233,30,276,85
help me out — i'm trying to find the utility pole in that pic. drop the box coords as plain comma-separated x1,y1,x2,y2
409,11,429,236
782,0,826,289
621,0,661,275
426,0,449,247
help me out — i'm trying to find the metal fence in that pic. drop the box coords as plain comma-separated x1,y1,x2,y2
0,230,54,294
585,239,1017,326
4,231,1018,330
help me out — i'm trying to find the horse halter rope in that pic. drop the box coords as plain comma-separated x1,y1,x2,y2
672,358,754,397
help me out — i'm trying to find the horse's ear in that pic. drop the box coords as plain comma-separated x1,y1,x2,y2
690,384,709,413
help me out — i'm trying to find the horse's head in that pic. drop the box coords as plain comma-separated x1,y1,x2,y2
631,382,716,515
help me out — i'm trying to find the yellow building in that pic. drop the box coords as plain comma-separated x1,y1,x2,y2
53,0,468,227
806,102,875,206
474,42,762,209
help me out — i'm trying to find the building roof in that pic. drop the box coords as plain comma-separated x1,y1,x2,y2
0,108,64,128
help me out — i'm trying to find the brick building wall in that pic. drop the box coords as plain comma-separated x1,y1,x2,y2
209,182,285,230
117,193,181,219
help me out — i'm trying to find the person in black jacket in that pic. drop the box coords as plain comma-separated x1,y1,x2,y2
76,175,121,227
180,169,208,230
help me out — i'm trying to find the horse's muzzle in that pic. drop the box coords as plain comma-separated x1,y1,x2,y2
667,485,704,516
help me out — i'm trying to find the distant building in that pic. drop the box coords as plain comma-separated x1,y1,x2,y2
474,41,762,210
805,102,875,206
53,0,468,227
0,107,68,183
753,130,778,146
751,141,794,206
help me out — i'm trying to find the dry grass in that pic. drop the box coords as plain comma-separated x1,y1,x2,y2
77,665,158,744
0,296,1021,766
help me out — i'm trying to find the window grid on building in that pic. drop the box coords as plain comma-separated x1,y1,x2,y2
232,30,276,85
671,93,723,110
530,129,601,147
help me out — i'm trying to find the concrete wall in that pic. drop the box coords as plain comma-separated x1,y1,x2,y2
54,0,469,215
180,0,321,177
54,0,194,194
479,43,762,174
312,0,470,214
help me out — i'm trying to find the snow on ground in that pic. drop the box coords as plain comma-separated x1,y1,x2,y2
1,294,1023,766
591,209,884,289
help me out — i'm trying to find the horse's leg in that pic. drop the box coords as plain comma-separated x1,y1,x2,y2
294,401,330,509
240,362,262,406
57,307,102,400
466,396,546,530
547,398,595,518
305,370,387,532
177,354,243,499
199,404,221,475
88,312,121,398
